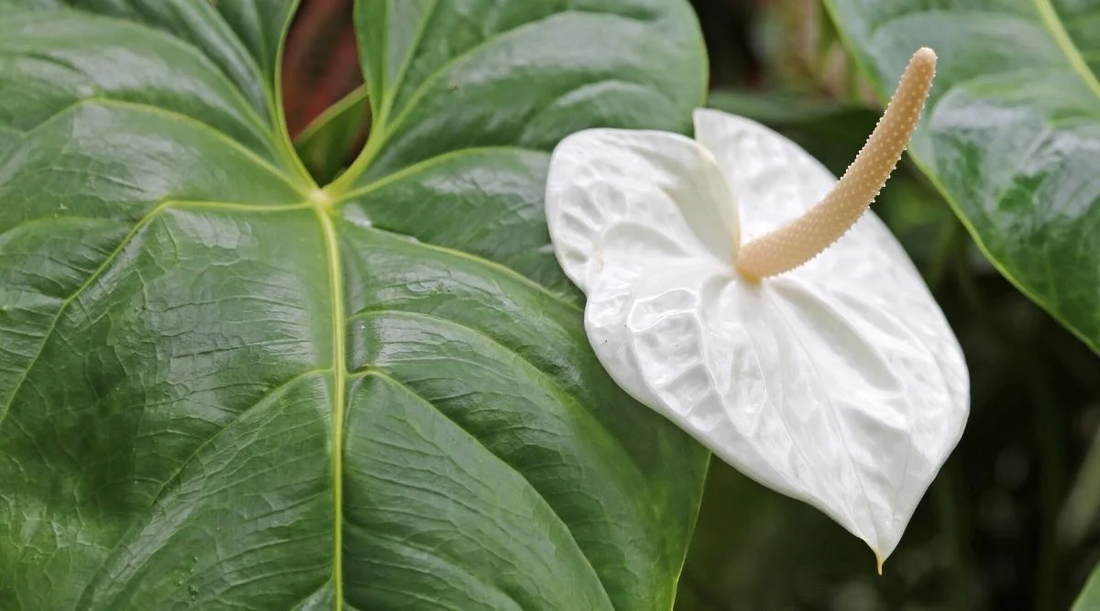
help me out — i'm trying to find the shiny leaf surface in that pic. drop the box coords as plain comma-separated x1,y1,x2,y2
0,1,709,608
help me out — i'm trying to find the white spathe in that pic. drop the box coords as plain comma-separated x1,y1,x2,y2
545,108,970,565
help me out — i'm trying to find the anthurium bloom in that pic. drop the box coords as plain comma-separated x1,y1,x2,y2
544,48,968,569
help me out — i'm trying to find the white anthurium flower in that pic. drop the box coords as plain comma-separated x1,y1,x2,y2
545,48,968,571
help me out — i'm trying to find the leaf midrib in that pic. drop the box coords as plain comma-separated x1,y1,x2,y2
373,0,438,130
0,185,585,608
314,203,348,609
1031,0,1100,101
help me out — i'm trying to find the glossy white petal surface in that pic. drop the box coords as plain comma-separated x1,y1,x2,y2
544,128,738,294
545,111,969,564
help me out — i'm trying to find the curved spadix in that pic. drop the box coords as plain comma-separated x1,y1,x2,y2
736,47,937,281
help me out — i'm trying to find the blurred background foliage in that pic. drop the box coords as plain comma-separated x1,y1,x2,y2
281,1,1100,609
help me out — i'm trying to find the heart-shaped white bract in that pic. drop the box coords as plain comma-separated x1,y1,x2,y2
545,51,969,568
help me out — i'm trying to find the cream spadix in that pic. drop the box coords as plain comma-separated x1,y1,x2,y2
545,48,969,569
737,48,937,280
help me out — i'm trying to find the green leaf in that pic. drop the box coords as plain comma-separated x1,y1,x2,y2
14,0,297,118
294,85,370,185
1059,423,1100,546
1074,562,1100,611
0,1,710,609
823,0,1100,352
336,0,708,188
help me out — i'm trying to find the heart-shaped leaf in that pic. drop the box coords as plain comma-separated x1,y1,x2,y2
0,1,709,608
824,0,1100,352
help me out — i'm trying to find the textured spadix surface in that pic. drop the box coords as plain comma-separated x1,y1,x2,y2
545,108,970,562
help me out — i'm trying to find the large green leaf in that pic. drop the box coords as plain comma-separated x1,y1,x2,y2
823,0,1100,352
0,1,710,609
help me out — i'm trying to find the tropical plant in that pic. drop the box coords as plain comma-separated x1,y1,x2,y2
0,0,1096,609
